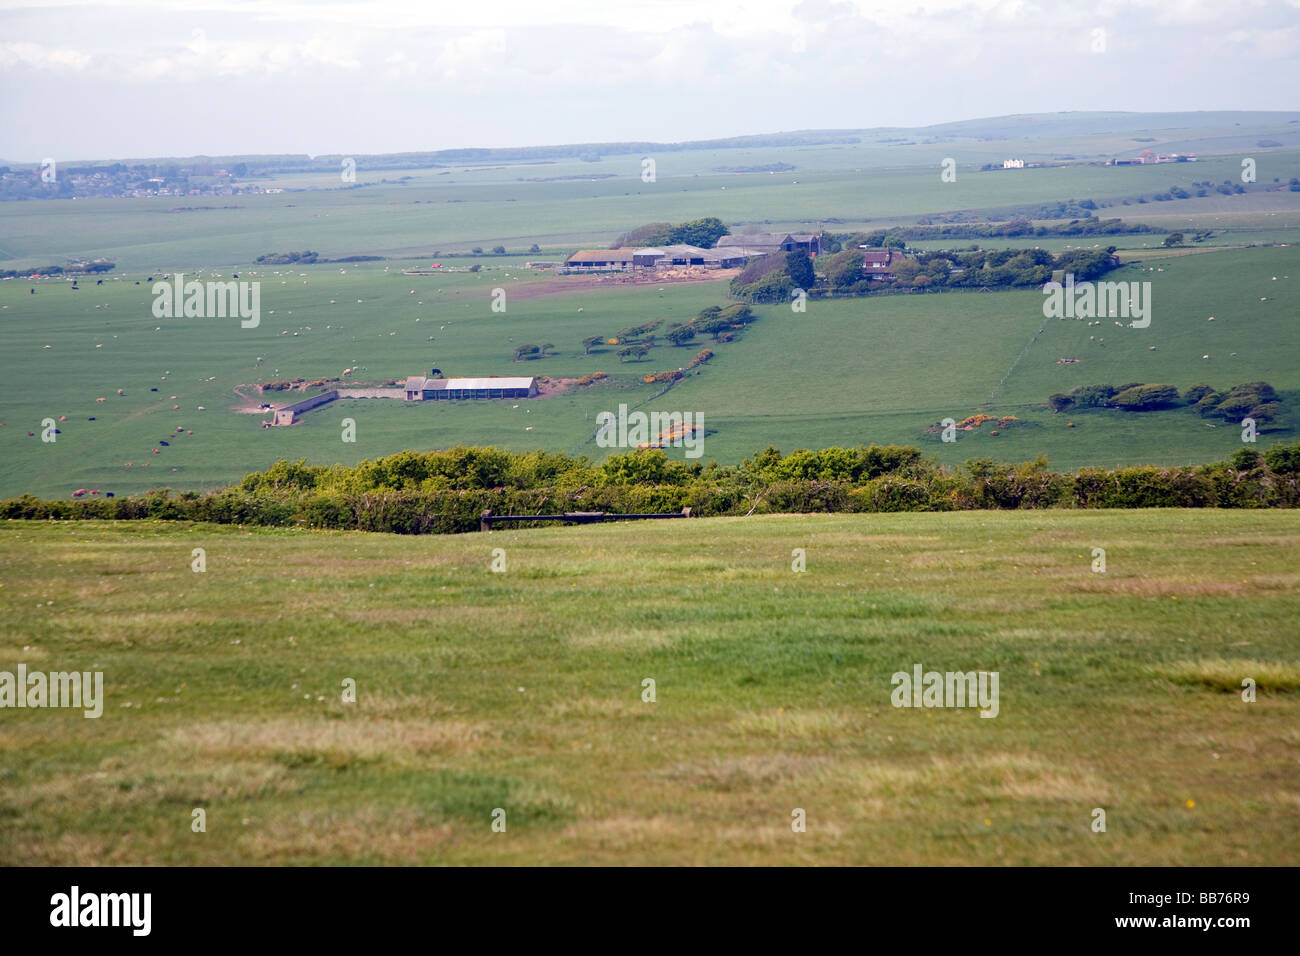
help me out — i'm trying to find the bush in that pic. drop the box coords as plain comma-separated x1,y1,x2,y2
1111,384,1180,410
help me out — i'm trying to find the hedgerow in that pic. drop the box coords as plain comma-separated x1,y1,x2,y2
5,442,1298,534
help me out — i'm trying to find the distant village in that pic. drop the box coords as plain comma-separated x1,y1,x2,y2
0,163,284,201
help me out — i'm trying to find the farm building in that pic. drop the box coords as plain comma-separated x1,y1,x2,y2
404,375,537,400
860,247,908,280
716,232,822,256
564,245,748,272
637,245,748,269
561,249,639,273
1003,158,1025,169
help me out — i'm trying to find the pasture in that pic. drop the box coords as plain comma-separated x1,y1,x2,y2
2,111,1299,500
2,136,1297,273
1,510,1297,865
1,245,1296,499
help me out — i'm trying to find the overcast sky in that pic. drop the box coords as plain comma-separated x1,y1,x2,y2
1,0,1297,162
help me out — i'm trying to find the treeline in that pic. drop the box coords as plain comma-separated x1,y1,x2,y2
1050,381,1284,427
842,218,1155,242
731,246,1119,301
612,217,729,249
581,305,755,361
254,251,384,264
0,259,116,279
6,442,1300,534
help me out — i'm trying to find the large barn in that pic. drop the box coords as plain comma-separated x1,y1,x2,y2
404,375,537,400
565,244,749,272
560,249,639,272
716,232,822,256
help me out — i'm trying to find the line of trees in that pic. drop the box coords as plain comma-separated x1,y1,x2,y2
1049,381,1283,428
730,245,1120,301
612,217,729,249
580,306,754,361
1,259,116,278
6,441,1299,534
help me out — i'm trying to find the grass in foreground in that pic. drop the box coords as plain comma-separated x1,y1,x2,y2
1,510,1298,865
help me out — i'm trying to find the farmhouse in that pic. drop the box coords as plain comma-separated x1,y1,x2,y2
860,247,908,280
404,375,537,400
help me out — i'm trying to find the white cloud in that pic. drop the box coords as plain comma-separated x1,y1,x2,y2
0,40,91,71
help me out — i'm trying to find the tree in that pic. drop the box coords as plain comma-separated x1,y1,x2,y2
718,303,753,324
1163,232,1185,247
471,247,483,255
1248,402,1281,426
665,324,696,346
1230,448,1263,471
613,222,674,247
492,245,506,255
822,249,864,289
528,244,541,254
694,314,734,341
514,344,540,361
671,217,729,248
785,250,815,291
469,264,482,273
1110,384,1179,409
581,335,604,355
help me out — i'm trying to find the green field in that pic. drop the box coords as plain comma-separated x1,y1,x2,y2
2,511,1297,865
3,113,1299,272
1,245,1296,498
2,111,1299,500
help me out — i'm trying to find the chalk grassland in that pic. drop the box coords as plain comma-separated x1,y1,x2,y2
2,146,1298,272
1,245,1297,498
0,510,1297,865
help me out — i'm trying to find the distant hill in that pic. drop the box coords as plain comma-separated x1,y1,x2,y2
5,111,1297,172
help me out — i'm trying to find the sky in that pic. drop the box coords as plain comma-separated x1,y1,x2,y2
1,0,1298,162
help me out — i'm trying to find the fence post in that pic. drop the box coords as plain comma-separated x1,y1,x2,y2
480,509,493,532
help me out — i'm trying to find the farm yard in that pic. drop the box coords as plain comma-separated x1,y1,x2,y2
2,509,1297,866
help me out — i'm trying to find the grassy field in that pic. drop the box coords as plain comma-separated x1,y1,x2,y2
2,510,1297,865
2,245,1296,498
2,143,1297,272
2,111,1298,500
